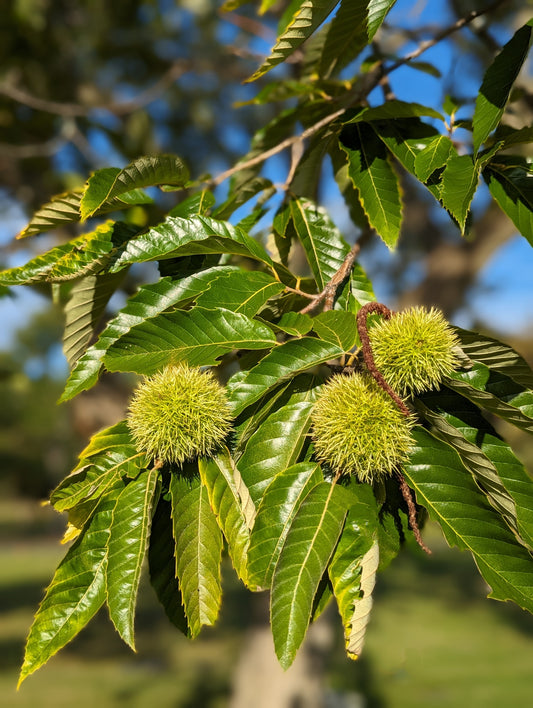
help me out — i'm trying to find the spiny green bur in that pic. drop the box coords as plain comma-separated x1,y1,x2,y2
127,363,233,465
369,306,459,395
311,373,414,483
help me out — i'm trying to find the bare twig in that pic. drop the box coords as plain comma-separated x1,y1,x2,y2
397,472,432,554
299,242,361,314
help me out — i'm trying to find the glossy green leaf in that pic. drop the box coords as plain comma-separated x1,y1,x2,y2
340,122,402,249
288,198,350,290
19,487,123,685
347,263,376,312
170,473,223,638
62,272,124,367
440,154,479,232
271,481,351,669
247,0,339,82
473,20,533,154
414,134,454,182
248,463,323,589
312,311,358,350
367,0,397,40
456,328,533,389
319,0,367,77
404,427,533,613
81,155,189,219
199,449,256,587
237,376,322,505
168,189,215,218
50,421,146,511
148,497,190,635
17,191,83,239
61,266,237,400
103,306,277,375
109,215,274,273
484,160,533,247
446,363,533,435
227,337,342,416
270,311,314,337
106,468,160,648
196,270,284,317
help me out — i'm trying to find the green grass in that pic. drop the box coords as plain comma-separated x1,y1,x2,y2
2,504,533,707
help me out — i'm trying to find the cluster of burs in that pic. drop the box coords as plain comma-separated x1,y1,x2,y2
127,306,459,483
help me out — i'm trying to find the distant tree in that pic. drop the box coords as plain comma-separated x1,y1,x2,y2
2,1,533,701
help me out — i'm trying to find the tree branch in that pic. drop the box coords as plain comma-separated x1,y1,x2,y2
299,242,361,314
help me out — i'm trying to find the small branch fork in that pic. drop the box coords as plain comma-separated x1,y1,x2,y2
357,302,432,555
298,242,361,314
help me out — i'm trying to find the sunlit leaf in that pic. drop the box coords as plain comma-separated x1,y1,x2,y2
414,134,454,182
367,0,397,41
195,270,284,317
312,311,358,350
484,159,533,247
440,154,479,233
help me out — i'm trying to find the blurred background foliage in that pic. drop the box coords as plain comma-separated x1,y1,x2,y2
1,0,533,706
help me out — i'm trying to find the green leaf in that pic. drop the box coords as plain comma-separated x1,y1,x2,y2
247,0,339,82
109,215,274,273
340,122,402,249
106,469,160,648
414,135,454,183
248,462,323,589
403,427,533,614
446,363,533,435
61,266,236,400
19,487,122,685
270,311,314,337
196,270,284,317
271,481,351,669
319,0,367,77
62,272,124,367
440,154,479,232
288,198,350,290
81,155,189,219
17,191,83,239
456,328,533,389
199,449,256,587
212,176,273,221
347,100,442,123
473,20,533,154
312,311,358,350
237,376,322,505
170,472,223,638
50,421,145,511
168,190,215,218
103,306,277,375
227,337,342,417
367,0,397,41
347,263,376,311
342,538,379,659
484,160,533,247
148,497,190,635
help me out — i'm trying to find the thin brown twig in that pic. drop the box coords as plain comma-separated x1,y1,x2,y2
299,242,361,314
397,472,432,554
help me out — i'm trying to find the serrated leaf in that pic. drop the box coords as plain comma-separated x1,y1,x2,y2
168,190,215,218
270,311,314,336
367,0,397,41
271,481,351,669
473,20,533,154
19,487,123,686
0,221,137,287
63,272,124,367
440,154,479,232
247,0,339,82
106,469,160,648
148,497,190,635
237,376,322,505
288,198,350,290
227,337,342,417
170,473,222,638
103,306,277,375
17,191,83,239
109,215,274,273
50,421,145,511
81,155,189,219
403,427,533,614
248,462,323,589
347,263,376,311
340,122,402,249
199,449,256,587
343,538,379,659
61,266,237,400
312,311,358,350
196,270,284,317
446,363,533,435
414,135,454,182
319,0,367,77
456,328,533,389
484,160,533,247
